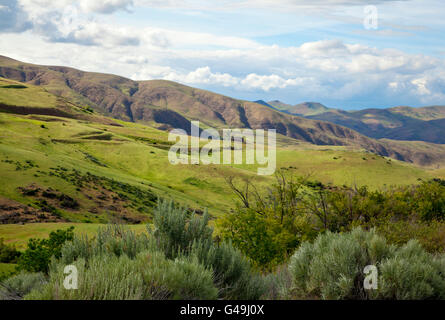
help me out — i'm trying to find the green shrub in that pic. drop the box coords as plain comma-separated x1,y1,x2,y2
59,225,151,264
151,200,213,259
18,227,75,273
137,251,218,300
152,200,266,299
26,250,218,300
0,263,18,282
26,255,144,300
377,219,445,254
414,181,445,221
0,84,27,89
0,272,46,300
220,174,445,268
288,228,445,300
289,228,393,299
0,238,21,264
217,208,292,270
191,240,266,299
378,241,445,299
261,267,293,300
219,173,316,270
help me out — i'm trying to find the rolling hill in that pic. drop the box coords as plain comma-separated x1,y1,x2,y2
0,55,444,227
268,100,330,116
0,55,445,168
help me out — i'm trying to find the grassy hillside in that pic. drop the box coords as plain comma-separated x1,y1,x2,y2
0,55,444,231
390,105,445,121
0,112,255,221
0,110,439,226
0,223,147,249
2,55,445,167
268,100,330,116
0,78,57,108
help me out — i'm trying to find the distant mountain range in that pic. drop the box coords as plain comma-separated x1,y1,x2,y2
257,100,445,145
1,55,445,167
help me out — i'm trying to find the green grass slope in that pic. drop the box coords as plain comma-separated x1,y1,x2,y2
0,109,439,225
2,55,444,167
0,55,443,228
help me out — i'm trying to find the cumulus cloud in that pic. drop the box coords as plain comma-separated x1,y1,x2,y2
10,1,143,46
133,66,238,87
1,0,445,108
134,65,315,92
127,37,445,107
50,22,141,46
240,74,309,91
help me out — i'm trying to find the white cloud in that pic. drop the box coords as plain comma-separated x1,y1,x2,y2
79,0,134,14
240,74,309,91
19,0,134,14
133,65,315,91
133,66,238,87
2,0,445,108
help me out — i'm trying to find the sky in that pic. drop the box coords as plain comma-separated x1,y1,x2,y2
1,0,445,109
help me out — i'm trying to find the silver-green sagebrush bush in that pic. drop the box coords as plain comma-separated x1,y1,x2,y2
191,240,266,300
25,255,143,300
288,228,445,300
59,224,152,264
377,240,445,299
151,200,267,300
3,202,445,300
150,200,213,259
16,200,263,300
0,272,46,300
25,251,218,300
138,251,218,300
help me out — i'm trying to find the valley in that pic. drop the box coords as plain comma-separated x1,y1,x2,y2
0,54,443,251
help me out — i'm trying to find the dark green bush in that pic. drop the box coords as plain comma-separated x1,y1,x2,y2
0,84,27,89
414,180,445,221
17,227,74,273
218,173,315,270
24,201,264,300
377,219,445,254
0,238,21,263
